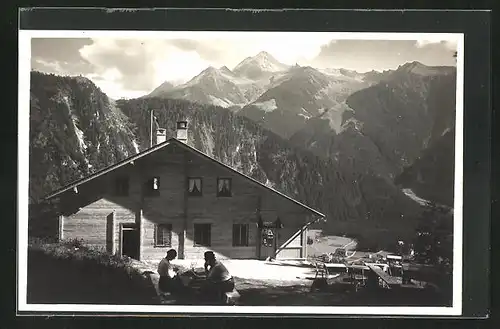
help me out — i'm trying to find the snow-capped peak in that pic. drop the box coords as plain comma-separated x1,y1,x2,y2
184,66,221,86
202,66,218,74
219,65,234,76
233,51,289,76
254,51,274,60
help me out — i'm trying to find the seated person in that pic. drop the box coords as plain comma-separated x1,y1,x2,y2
194,251,235,301
157,249,185,294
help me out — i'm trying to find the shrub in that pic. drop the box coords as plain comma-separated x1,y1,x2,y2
28,237,135,271
27,237,157,304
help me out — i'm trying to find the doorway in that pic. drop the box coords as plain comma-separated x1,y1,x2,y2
121,223,140,260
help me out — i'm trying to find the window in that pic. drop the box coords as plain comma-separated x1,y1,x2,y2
187,177,202,196
232,223,249,247
217,178,232,197
144,176,160,196
115,176,129,196
194,223,211,246
155,224,172,247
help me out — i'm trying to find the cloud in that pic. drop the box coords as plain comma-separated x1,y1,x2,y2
310,39,457,72
79,39,161,91
166,34,335,67
79,38,220,93
415,39,457,51
74,34,335,97
31,38,95,75
31,34,458,99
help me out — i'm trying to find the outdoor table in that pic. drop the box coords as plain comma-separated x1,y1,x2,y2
178,268,206,287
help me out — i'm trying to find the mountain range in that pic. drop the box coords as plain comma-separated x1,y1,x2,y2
28,52,457,250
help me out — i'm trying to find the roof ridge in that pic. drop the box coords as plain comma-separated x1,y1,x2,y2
43,138,325,218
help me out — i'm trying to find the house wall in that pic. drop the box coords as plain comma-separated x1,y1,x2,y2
182,155,259,260
62,198,138,249
60,167,142,252
140,151,185,260
56,144,316,262
260,194,310,259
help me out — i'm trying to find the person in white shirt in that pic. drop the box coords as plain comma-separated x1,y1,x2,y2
199,251,234,301
157,249,182,293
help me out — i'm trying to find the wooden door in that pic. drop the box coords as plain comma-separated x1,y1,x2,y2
259,228,276,260
121,224,140,260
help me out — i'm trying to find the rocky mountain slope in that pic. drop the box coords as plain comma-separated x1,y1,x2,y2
150,66,249,108
391,64,457,207
144,51,289,108
29,71,139,203
290,63,457,183
232,51,290,80
239,65,372,138
147,80,175,98
395,127,456,207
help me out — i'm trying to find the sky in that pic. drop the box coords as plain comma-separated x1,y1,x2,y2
30,33,458,99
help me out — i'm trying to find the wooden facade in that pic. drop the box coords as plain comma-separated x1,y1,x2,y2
41,138,324,262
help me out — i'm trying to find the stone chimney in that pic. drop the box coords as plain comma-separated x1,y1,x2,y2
176,120,188,143
156,128,167,144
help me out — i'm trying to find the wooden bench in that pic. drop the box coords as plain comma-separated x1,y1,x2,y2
223,289,241,305
366,264,402,288
143,270,240,305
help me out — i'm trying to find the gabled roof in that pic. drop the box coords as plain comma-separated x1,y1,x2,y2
44,138,325,218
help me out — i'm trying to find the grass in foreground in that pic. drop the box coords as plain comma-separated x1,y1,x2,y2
27,238,158,305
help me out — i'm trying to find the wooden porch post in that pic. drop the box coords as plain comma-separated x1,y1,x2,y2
179,150,188,259
302,215,310,258
136,209,143,261
256,194,262,259
106,211,116,254
58,215,64,242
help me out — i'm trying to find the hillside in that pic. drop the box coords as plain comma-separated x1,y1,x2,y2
145,52,288,108
29,71,139,203
290,65,456,182
395,128,456,207
149,66,249,108
28,238,158,304
239,65,372,139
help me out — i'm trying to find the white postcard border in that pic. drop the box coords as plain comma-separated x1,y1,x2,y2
17,30,464,316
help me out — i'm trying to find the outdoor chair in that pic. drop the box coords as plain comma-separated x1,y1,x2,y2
310,262,329,292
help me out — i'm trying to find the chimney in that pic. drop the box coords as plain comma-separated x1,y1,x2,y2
156,128,167,144
176,120,188,143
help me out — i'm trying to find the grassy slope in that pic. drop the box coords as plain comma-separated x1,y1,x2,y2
27,239,158,305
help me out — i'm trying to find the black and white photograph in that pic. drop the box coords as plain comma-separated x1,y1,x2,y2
18,27,464,316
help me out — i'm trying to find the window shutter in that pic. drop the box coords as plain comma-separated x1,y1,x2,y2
232,224,238,246
242,224,248,246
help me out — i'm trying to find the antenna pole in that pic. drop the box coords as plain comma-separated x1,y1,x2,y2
150,109,153,148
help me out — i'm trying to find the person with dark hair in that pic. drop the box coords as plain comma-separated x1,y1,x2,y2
157,249,183,294
198,251,235,302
